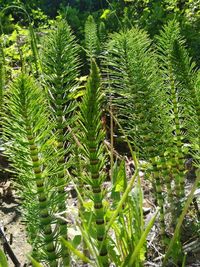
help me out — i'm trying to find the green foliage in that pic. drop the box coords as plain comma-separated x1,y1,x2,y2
0,249,8,267
156,20,187,202
1,6,200,267
84,15,99,60
104,27,166,159
110,162,146,266
41,19,80,265
104,20,200,253
163,170,200,265
2,27,29,74
155,19,200,210
2,74,59,265
41,19,80,138
60,237,92,265
79,60,108,266
98,21,107,44
0,43,5,112
158,20,200,166
27,255,45,267
103,1,200,65
58,6,82,34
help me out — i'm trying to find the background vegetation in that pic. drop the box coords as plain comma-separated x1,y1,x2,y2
0,1,200,267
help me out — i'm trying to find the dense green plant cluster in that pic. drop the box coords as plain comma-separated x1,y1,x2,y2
1,1,200,64
0,7,200,267
3,74,58,264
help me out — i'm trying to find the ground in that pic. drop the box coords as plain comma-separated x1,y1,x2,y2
0,159,200,267
0,180,31,266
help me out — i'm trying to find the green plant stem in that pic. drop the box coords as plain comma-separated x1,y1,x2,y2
55,102,69,266
106,160,139,234
0,44,5,114
125,210,158,267
80,60,108,266
29,24,41,76
163,170,200,266
26,126,57,267
110,100,114,181
151,160,165,238
168,64,185,202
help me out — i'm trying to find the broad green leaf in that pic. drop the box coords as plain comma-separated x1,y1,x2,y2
60,237,92,264
115,160,127,192
83,200,93,210
107,239,121,266
0,249,8,267
124,210,158,267
106,163,139,233
111,161,120,201
27,255,44,267
72,235,82,248
8,30,18,42
100,9,111,20
69,89,85,99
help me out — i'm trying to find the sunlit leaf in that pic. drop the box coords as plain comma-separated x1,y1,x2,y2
100,9,111,20
27,255,44,267
0,249,8,267
60,237,92,264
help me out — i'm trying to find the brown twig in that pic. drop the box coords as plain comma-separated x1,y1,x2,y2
0,224,21,267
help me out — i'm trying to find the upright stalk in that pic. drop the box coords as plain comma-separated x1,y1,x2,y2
41,20,80,265
26,124,57,266
2,74,58,266
79,60,108,266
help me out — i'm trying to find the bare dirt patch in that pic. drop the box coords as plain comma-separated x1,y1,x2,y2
0,181,31,267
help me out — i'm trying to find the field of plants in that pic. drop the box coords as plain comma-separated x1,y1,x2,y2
0,1,200,266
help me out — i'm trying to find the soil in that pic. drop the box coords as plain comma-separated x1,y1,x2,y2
0,181,31,267
0,157,200,267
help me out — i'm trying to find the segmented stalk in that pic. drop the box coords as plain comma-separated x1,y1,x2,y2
29,24,40,77
99,21,107,44
0,44,5,113
26,126,57,266
2,74,58,265
55,91,69,266
80,60,108,266
84,15,99,60
151,159,165,238
41,21,80,265
168,65,185,202
172,39,200,162
162,162,174,212
156,21,187,213
51,87,69,266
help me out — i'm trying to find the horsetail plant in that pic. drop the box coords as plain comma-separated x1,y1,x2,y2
98,21,107,45
164,22,200,166
41,20,80,265
156,20,191,213
103,27,169,238
2,74,58,266
0,43,5,117
28,23,41,77
78,60,108,266
84,15,100,60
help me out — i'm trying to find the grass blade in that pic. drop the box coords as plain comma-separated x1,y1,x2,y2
60,237,93,265
124,210,158,267
0,249,8,267
163,169,200,266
